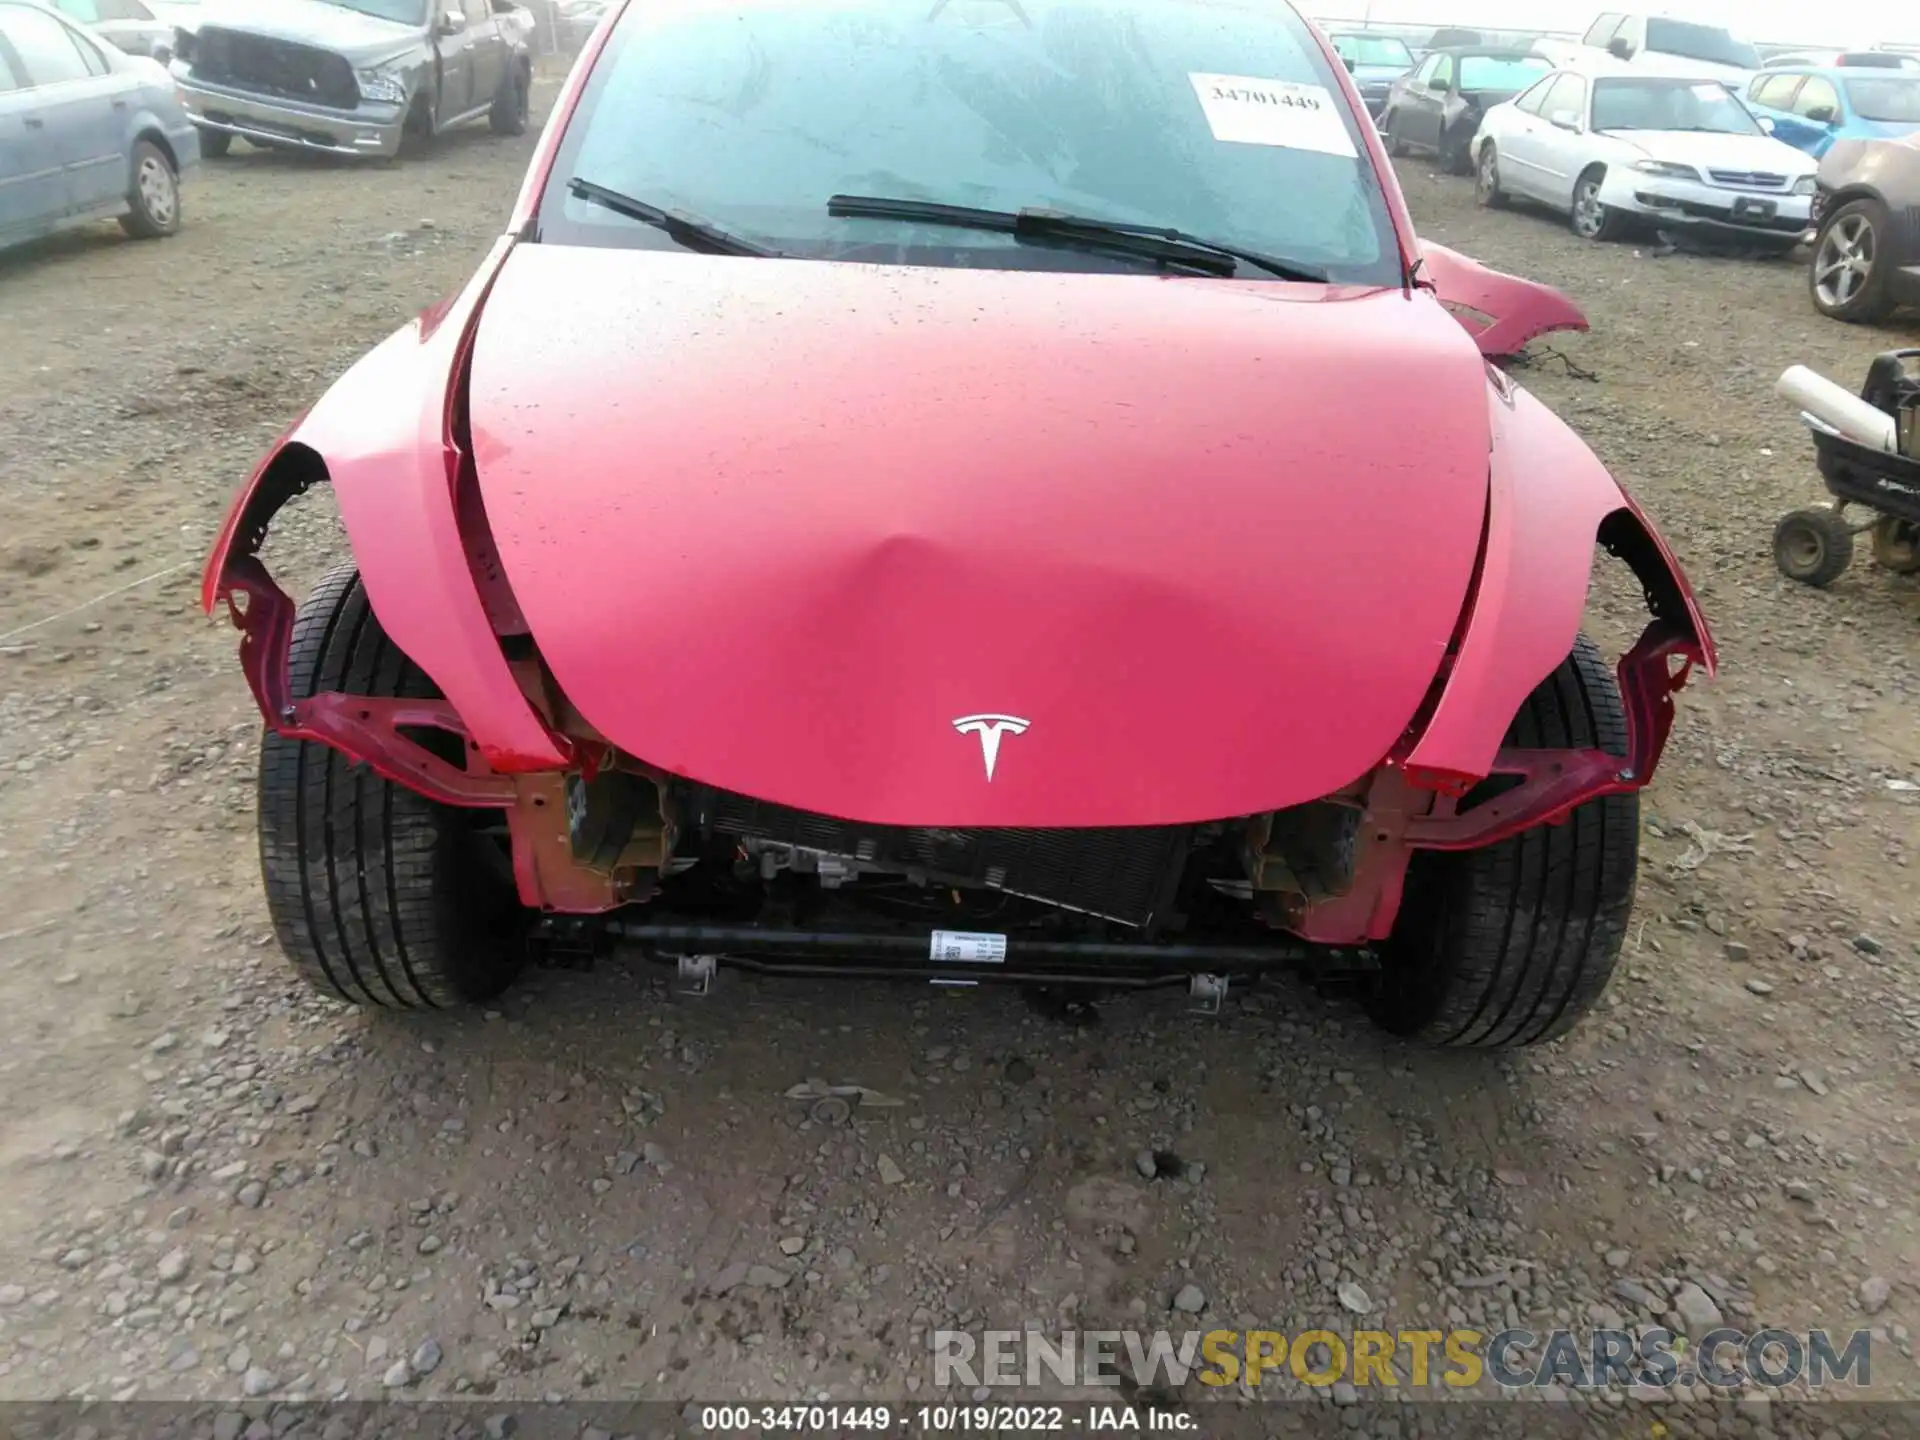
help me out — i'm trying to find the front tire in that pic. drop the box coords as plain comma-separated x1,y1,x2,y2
1368,636,1636,1049
1810,198,1897,323
490,63,530,136
258,566,524,1009
118,139,179,239
1440,125,1472,177
1571,166,1628,241
196,125,233,158
1475,143,1507,208
1383,110,1410,157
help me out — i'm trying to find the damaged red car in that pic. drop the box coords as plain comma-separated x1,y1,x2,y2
203,0,1715,1047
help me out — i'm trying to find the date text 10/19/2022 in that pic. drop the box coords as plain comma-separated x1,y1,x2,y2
698,1407,1194,1433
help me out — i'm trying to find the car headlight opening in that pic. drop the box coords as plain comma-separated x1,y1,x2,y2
356,68,409,103
1792,175,1816,196
1631,159,1698,180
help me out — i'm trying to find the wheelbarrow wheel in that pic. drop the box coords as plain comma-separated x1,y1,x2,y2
1870,517,1920,575
1773,508,1854,587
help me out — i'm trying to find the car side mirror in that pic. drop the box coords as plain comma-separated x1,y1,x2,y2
436,7,462,33
1342,56,1355,74
1549,107,1581,131
1804,104,1837,125
1756,115,1775,132
1607,36,1632,60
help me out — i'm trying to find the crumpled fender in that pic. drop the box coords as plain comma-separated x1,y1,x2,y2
200,236,568,774
1402,374,1716,786
1420,242,1589,358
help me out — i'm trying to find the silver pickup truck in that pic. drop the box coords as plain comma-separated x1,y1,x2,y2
169,0,531,159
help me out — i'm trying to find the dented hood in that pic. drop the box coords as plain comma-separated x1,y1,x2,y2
467,248,1494,827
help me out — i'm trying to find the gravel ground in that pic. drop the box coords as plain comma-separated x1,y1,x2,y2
0,78,1917,1429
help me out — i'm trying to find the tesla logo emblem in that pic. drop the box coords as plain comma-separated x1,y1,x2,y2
952,714,1029,781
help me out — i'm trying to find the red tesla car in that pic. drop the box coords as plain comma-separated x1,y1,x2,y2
203,0,1714,1048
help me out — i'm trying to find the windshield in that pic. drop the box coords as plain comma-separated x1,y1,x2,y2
323,0,425,22
1330,33,1412,68
1458,55,1548,90
1592,77,1761,134
1643,19,1759,70
1848,75,1920,122
539,0,1401,285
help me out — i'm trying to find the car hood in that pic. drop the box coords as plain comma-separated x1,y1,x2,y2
465,247,1496,828
186,0,420,54
1607,129,1815,173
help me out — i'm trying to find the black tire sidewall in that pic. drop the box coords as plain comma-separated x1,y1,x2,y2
123,139,179,238
1370,635,1638,1048
258,565,522,1008
1810,198,1895,323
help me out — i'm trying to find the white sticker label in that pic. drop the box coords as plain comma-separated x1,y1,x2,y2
1189,73,1358,157
930,930,1008,964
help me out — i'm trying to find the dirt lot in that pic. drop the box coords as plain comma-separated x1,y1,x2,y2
0,75,1917,1426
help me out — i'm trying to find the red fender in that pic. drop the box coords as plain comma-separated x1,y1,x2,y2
1420,242,1589,358
201,237,569,777
1403,376,1715,787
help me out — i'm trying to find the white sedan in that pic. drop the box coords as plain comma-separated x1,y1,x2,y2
1470,68,1817,247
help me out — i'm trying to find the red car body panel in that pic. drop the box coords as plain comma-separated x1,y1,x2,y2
1418,242,1591,357
466,248,1489,827
200,238,570,776
198,0,1717,927
1404,377,1716,786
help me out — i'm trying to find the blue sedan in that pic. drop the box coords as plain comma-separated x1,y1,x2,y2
1743,66,1920,157
0,0,199,253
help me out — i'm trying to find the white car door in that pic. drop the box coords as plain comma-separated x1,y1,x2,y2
1497,72,1576,201
1527,72,1592,211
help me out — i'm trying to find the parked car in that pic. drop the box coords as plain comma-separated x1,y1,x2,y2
48,0,171,58
553,0,600,51
200,0,1715,1048
1326,30,1415,118
1535,13,1760,84
1473,68,1816,247
0,0,197,251
169,0,533,159
1381,47,1550,174
1743,68,1920,156
1807,129,1920,321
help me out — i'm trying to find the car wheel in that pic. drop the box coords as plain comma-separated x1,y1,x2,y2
490,63,530,136
196,125,232,159
1772,507,1854,587
1570,166,1627,241
1383,110,1410,157
1475,143,1507,208
118,139,180,239
1810,198,1897,323
1367,635,1635,1049
257,565,525,1009
1870,516,1920,575
1440,127,1472,177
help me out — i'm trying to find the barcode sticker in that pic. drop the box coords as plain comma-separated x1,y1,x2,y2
930,931,1008,964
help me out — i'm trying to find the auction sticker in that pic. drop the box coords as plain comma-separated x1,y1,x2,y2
930,930,1008,964
1188,73,1358,157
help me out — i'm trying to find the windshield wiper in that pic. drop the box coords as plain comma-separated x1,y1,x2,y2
567,177,782,257
826,194,1329,282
